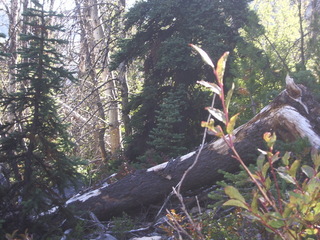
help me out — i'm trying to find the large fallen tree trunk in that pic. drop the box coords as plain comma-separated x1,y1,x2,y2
64,76,320,221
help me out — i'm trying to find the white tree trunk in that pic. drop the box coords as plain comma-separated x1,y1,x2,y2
89,0,122,154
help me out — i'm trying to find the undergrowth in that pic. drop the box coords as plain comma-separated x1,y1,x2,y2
162,45,320,240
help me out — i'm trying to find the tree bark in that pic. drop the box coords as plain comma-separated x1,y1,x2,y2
63,77,320,221
89,0,122,155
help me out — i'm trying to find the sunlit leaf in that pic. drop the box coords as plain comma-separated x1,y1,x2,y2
227,113,240,134
301,165,315,178
197,80,221,96
262,162,270,178
225,82,234,111
306,178,320,194
189,44,215,69
251,191,259,213
224,185,246,202
201,119,215,129
303,228,318,236
304,213,315,222
201,119,217,135
314,202,320,213
281,152,291,166
216,51,229,84
206,107,226,123
251,174,260,180
289,160,301,178
258,148,268,155
277,168,296,184
223,199,249,210
263,132,277,148
227,113,239,134
283,205,293,218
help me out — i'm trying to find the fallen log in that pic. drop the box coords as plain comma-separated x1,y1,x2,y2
64,76,320,221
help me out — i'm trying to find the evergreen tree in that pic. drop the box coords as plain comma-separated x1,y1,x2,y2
148,85,188,160
113,0,254,161
0,0,80,231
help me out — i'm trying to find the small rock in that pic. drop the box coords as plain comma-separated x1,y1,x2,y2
91,233,118,240
130,236,162,240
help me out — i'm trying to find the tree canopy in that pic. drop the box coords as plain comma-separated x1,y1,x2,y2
113,0,254,161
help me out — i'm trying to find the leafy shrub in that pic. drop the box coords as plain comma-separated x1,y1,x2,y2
111,212,135,240
224,137,320,240
165,45,320,240
5,229,33,240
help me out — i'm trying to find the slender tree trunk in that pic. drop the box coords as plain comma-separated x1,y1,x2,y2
75,0,109,161
117,0,132,138
297,0,306,69
119,61,132,137
89,0,122,155
6,0,21,182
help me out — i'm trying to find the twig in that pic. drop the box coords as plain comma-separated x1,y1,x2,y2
176,93,217,193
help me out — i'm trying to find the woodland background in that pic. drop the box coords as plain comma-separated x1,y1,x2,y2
0,0,320,238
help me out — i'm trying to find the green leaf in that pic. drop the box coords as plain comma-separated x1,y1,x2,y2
283,205,293,218
216,51,229,84
265,176,271,190
306,178,320,194
206,107,226,123
267,212,285,229
224,185,246,202
227,113,239,134
189,44,215,69
303,228,319,236
197,80,221,96
201,119,215,129
201,119,219,136
213,126,224,137
268,219,285,229
202,120,224,137
277,169,296,184
289,160,301,178
271,152,280,163
225,82,234,111
251,191,259,213
257,154,265,171
223,199,249,210
281,152,291,166
262,162,270,178
304,213,315,222
301,165,315,178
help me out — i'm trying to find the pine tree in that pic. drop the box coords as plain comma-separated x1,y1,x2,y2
113,0,253,161
148,85,188,159
0,0,80,230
